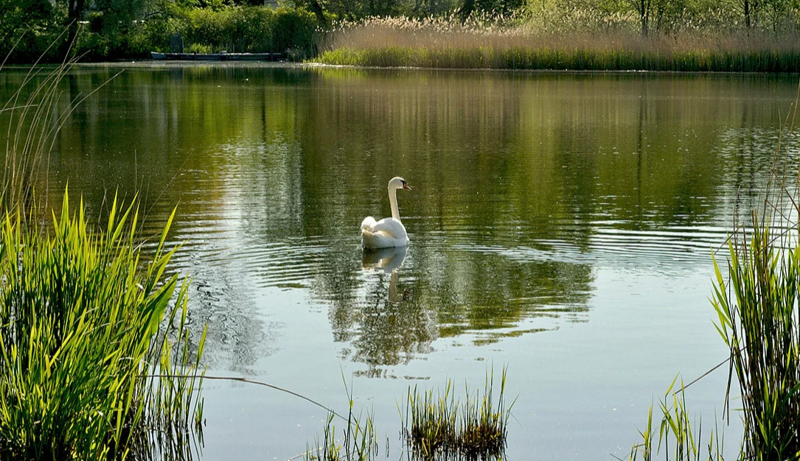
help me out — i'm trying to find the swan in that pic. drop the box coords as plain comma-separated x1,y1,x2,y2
361,177,411,249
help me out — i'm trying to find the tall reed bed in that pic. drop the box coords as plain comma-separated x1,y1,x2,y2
0,193,206,459
316,16,800,72
402,368,511,458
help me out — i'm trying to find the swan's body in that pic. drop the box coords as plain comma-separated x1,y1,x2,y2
361,177,411,249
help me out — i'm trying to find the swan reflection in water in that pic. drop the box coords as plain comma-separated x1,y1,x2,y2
361,245,409,302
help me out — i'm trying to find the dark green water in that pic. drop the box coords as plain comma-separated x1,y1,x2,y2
3,63,797,459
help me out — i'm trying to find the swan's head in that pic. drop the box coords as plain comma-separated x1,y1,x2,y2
389,177,411,191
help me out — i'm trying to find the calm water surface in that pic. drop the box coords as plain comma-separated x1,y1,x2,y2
4,64,798,459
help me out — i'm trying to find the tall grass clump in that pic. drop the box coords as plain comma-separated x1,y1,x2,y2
710,172,800,459
305,375,377,461
627,377,725,461
402,367,512,459
304,391,377,461
0,192,206,460
629,105,800,460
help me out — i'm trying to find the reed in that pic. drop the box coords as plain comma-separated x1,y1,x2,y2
402,367,511,458
627,377,724,461
710,184,800,458
1,51,70,212
305,382,377,461
0,192,206,460
315,16,800,72
629,100,800,460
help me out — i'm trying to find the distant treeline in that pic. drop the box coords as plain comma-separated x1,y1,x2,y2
2,0,800,64
0,0,323,62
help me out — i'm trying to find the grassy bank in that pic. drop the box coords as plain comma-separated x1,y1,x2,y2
316,17,800,72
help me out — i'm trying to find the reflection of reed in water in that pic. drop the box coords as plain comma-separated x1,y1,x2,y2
362,246,408,302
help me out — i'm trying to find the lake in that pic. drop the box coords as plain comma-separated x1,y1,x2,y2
3,63,798,460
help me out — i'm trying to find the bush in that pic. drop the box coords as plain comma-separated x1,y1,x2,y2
180,6,318,56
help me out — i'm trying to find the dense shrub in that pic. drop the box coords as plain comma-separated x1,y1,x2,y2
109,6,320,58
4,4,321,62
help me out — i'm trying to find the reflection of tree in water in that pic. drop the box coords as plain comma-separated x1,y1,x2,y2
348,271,438,375
329,247,438,374
18,66,798,373
319,241,594,369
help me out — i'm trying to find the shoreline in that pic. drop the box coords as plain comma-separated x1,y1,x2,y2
4,58,798,76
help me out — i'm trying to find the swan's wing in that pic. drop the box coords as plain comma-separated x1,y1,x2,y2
361,217,409,248
368,217,407,239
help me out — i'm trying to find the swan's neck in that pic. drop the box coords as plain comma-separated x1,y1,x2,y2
389,187,401,221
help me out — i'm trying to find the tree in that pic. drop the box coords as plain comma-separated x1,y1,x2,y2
0,0,56,57
628,0,652,35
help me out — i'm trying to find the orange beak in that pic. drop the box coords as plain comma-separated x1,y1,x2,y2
403,183,412,191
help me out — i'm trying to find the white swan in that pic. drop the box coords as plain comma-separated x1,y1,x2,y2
361,177,411,249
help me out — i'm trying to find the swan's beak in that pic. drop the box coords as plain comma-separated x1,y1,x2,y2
403,183,412,191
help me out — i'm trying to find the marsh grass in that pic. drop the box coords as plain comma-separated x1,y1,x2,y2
709,182,800,458
0,192,206,460
706,104,800,459
1,47,205,459
304,382,377,461
626,377,724,461
316,16,800,72
629,96,800,461
402,368,511,459
1,46,121,214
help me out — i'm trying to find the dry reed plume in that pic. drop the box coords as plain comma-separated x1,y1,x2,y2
317,14,800,71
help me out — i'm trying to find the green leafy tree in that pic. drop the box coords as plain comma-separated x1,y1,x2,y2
0,0,57,60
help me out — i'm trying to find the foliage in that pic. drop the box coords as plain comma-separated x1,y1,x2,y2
0,192,206,460
0,0,64,63
5,0,800,63
176,6,319,55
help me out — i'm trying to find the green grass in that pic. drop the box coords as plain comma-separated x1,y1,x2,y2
1,50,205,459
305,381,377,461
402,367,512,458
627,377,724,461
317,46,800,72
0,192,206,460
710,208,800,460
